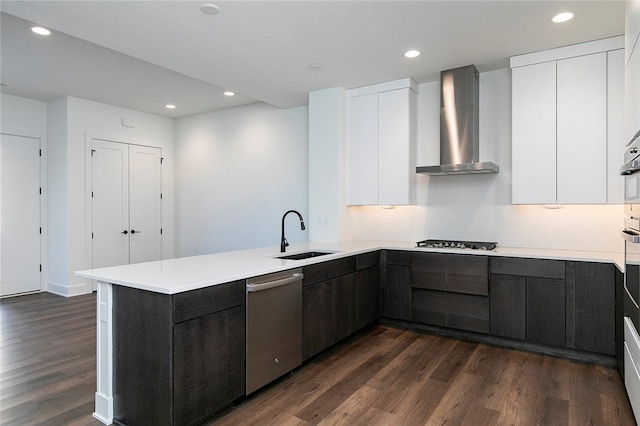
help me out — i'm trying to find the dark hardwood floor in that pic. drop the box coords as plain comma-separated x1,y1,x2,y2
0,292,636,426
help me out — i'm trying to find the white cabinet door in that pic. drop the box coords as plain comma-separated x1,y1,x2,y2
608,49,625,204
557,52,607,204
627,11,640,141
378,88,413,205
91,139,162,268
512,61,557,204
346,86,415,206
0,134,41,296
346,93,379,205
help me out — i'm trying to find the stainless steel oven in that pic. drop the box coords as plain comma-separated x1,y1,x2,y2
620,130,640,423
621,130,640,331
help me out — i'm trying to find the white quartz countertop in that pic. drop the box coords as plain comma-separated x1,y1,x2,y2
75,240,623,295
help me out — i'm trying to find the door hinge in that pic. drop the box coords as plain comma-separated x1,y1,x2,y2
160,193,163,199
160,228,163,234
39,264,42,272
39,149,42,157
91,191,94,198
39,187,42,195
160,157,164,164
91,232,94,239
39,227,42,234
91,149,96,157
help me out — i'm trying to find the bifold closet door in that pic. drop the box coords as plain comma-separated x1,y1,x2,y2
91,139,161,268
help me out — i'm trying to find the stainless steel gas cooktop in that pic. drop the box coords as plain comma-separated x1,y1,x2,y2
416,239,497,251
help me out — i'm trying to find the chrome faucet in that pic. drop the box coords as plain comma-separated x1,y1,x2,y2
281,210,306,252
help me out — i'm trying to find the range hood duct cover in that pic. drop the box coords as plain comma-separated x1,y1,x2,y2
416,64,499,176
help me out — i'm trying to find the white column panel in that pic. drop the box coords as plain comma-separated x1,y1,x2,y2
607,49,625,203
512,61,557,204
557,53,607,204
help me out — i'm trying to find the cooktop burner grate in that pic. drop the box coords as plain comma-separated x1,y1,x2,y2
416,239,497,251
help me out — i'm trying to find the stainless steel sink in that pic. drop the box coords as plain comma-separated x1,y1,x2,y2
275,251,334,260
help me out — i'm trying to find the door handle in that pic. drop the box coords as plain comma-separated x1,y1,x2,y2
130,229,140,234
121,230,128,235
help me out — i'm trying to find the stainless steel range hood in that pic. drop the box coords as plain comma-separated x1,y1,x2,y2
416,65,499,176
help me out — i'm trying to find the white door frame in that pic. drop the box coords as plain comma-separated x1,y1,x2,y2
85,133,163,291
1,126,46,296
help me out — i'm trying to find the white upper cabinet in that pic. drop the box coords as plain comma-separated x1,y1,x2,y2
346,93,379,205
556,52,607,204
511,37,624,205
346,79,417,206
512,61,557,204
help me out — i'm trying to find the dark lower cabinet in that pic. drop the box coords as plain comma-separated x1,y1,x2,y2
174,305,245,426
381,250,411,320
113,281,245,426
527,277,566,347
357,266,380,329
333,273,358,342
302,280,333,361
489,257,617,356
490,274,526,340
302,254,380,361
567,261,616,355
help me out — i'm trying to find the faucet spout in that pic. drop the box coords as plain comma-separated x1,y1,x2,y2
281,210,306,252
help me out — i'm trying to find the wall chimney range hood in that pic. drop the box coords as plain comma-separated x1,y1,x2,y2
416,65,499,176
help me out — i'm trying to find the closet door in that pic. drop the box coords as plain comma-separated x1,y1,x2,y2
0,134,41,296
91,139,162,268
129,145,162,264
91,139,130,268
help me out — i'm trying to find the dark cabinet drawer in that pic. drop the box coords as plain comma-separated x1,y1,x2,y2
356,251,380,270
412,288,490,334
173,280,244,324
303,256,356,287
491,257,565,279
411,253,489,296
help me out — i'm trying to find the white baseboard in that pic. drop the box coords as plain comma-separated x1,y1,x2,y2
93,391,113,425
47,281,93,297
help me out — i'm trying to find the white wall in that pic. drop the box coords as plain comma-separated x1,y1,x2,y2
48,96,174,296
347,69,624,253
174,102,308,256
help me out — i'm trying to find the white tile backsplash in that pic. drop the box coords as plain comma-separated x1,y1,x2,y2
348,171,623,253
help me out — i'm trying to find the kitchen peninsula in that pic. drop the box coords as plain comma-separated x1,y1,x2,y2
77,240,623,426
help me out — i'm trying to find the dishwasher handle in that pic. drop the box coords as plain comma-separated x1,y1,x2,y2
247,273,303,292
623,229,640,244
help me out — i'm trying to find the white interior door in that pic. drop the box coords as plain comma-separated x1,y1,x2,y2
92,139,130,268
129,145,162,264
1,133,41,296
91,139,161,268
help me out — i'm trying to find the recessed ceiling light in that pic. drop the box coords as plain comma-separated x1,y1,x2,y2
552,12,574,23
308,63,323,71
224,91,235,97
200,3,220,15
404,49,420,59
31,26,51,36
165,104,176,109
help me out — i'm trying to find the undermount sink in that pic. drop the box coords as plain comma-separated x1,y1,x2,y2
275,251,335,260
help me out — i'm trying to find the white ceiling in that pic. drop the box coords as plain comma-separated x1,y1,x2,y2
0,1,626,118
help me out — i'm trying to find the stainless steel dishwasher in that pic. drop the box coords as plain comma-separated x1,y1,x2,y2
246,268,302,394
